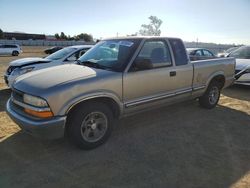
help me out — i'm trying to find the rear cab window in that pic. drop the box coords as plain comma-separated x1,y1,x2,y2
169,38,189,66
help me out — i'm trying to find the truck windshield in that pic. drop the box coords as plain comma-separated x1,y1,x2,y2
229,46,250,59
46,47,76,60
78,39,141,72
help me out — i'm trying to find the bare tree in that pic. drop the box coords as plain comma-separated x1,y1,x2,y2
139,16,163,36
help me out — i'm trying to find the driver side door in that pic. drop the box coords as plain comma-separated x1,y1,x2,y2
122,39,178,113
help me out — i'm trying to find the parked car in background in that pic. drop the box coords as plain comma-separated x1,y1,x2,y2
228,46,250,85
217,46,241,57
4,45,93,87
186,48,216,61
44,46,63,54
6,37,235,149
0,44,22,56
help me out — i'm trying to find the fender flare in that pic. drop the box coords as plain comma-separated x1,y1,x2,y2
60,91,123,116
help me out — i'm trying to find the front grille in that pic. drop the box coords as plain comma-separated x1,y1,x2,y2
6,66,18,75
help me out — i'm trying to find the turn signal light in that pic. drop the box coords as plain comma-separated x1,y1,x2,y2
24,108,53,118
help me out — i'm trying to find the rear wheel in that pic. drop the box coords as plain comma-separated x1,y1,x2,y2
12,51,19,56
67,102,114,150
199,81,221,109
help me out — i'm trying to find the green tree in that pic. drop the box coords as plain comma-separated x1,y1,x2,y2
60,32,67,40
0,29,3,39
55,33,60,39
76,33,93,42
139,16,163,36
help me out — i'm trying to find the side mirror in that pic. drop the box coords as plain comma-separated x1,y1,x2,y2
134,58,153,70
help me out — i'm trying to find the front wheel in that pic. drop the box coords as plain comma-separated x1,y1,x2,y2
199,82,221,109
12,51,19,56
67,102,114,150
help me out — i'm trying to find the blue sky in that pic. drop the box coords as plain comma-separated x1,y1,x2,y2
1,0,249,44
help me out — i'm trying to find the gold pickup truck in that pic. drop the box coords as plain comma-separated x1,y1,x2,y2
6,37,235,149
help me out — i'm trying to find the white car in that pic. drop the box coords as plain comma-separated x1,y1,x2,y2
217,46,240,58
0,44,22,56
4,45,93,87
228,46,250,85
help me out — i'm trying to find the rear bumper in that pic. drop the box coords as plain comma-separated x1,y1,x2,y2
6,99,66,139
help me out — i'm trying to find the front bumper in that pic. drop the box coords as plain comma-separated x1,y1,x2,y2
6,99,66,139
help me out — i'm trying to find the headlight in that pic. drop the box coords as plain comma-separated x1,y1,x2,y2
23,94,48,107
19,67,34,75
12,67,34,76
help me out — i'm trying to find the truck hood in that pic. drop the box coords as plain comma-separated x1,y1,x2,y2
10,57,51,67
13,64,116,96
235,59,250,70
14,64,97,90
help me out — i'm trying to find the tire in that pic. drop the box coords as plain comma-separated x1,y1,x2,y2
67,102,114,150
12,51,19,56
199,81,221,109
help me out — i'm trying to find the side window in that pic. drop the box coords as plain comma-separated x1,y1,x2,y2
169,39,189,66
136,40,172,68
79,49,88,57
195,50,203,56
203,50,213,57
66,52,78,61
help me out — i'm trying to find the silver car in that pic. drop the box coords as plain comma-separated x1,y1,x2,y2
0,44,22,56
229,46,250,85
4,45,93,87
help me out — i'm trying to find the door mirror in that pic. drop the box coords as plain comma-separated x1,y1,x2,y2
134,58,153,70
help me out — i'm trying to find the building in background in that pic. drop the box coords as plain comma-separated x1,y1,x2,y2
3,32,46,40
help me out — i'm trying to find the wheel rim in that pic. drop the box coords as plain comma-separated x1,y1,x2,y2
80,112,108,143
208,86,219,105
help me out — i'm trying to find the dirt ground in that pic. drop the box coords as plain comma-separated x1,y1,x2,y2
0,47,250,188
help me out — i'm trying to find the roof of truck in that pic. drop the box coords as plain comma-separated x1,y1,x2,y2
103,36,182,40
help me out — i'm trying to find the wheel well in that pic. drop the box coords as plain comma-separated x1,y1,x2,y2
210,75,225,89
67,97,121,118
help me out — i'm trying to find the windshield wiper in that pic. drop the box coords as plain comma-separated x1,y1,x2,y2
78,60,112,70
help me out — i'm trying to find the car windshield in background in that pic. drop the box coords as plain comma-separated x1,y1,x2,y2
78,39,140,72
46,47,76,60
229,46,250,59
225,47,239,53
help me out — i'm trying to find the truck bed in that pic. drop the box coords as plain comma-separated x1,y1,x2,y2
191,57,235,93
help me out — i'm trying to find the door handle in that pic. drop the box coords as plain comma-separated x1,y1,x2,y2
170,71,176,77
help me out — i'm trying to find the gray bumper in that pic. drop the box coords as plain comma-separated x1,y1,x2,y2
6,99,66,139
